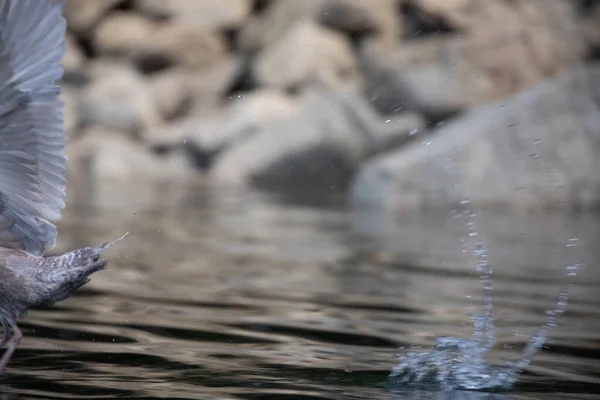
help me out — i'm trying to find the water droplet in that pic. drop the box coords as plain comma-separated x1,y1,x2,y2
409,129,418,136
385,119,391,123
533,138,543,144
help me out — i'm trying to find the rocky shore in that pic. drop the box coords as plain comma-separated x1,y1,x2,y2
62,0,600,209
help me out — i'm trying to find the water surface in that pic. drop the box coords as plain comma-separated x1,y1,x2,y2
0,180,598,399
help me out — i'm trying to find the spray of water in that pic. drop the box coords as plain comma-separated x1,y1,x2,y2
388,131,585,391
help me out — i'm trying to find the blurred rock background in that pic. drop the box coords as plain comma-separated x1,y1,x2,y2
62,0,600,210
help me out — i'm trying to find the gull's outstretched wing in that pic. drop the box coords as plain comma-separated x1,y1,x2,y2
0,0,67,256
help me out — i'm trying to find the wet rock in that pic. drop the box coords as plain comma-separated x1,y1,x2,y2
253,20,357,90
362,0,586,118
135,0,252,29
67,127,194,183
79,62,162,134
64,0,125,36
351,65,600,212
134,21,228,73
210,87,424,188
95,11,156,56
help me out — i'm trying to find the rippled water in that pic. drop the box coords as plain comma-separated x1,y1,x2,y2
0,179,599,399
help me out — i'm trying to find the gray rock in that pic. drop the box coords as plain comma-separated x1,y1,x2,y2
351,65,600,212
253,20,358,90
320,0,400,52
210,86,425,188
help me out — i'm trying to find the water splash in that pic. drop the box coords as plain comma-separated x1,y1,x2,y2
389,157,511,390
389,144,584,391
389,337,516,391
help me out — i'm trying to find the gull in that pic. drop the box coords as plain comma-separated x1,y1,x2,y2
0,0,126,374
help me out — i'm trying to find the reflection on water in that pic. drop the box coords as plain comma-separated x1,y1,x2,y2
0,179,599,399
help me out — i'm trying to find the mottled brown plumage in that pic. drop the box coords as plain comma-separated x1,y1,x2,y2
0,0,126,373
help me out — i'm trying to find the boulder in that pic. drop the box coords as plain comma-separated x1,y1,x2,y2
64,0,125,36
78,62,162,134
582,3,600,52
61,87,80,138
362,0,586,119
134,22,228,73
210,87,425,188
238,0,400,52
63,33,85,73
253,20,357,90
135,0,252,29
94,11,156,56
147,68,195,121
67,127,194,183
147,55,242,120
351,65,600,212
145,89,297,156
320,0,400,51
237,0,325,52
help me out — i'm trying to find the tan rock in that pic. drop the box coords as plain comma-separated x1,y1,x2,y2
64,0,124,35
63,33,85,73
145,89,297,153
253,20,357,90
67,128,194,183
362,0,586,117
78,62,162,134
187,55,243,112
237,0,325,52
61,87,80,139
147,55,242,120
148,69,193,121
134,22,228,72
135,0,252,29
95,12,156,55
